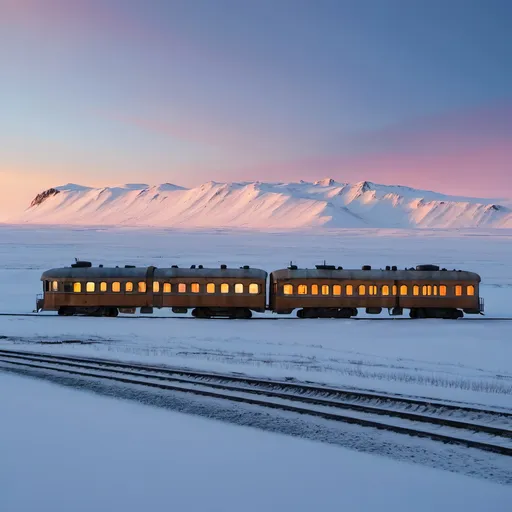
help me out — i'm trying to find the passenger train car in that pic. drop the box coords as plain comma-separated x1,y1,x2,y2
37,261,483,319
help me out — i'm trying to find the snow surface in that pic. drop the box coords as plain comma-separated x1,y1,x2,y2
1,372,510,512
0,226,511,408
8,179,512,228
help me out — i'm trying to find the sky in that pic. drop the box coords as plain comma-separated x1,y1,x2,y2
0,0,511,217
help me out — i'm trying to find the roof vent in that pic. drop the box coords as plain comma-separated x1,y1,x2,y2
220,264,227,269
243,265,250,269
190,265,196,269
198,265,203,269
172,265,178,268
71,260,92,268
337,266,343,270
392,266,397,271
99,264,103,268
385,265,391,271
316,264,336,270
416,264,440,271
288,264,298,270
362,265,371,271
125,265,135,268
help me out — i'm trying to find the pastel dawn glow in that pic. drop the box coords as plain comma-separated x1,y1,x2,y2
1,0,511,219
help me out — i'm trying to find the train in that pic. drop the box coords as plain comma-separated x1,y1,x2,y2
36,260,484,319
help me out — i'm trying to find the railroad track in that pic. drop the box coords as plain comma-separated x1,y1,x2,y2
1,348,511,456
1,312,512,321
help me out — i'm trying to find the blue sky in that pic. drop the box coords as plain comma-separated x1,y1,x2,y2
0,0,510,215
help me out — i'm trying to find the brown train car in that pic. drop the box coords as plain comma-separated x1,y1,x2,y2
38,262,267,318
269,264,483,319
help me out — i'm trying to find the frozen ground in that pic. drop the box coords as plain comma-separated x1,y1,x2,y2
1,225,512,408
1,372,511,512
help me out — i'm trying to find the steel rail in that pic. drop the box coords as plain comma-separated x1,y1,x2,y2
0,351,511,457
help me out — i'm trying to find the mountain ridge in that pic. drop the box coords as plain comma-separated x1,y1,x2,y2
10,179,512,229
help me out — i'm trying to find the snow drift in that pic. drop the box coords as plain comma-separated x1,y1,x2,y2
11,179,512,229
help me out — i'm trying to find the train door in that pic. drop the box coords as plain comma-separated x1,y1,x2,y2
268,273,276,310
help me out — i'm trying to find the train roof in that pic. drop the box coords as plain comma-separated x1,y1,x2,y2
41,266,267,280
270,268,481,282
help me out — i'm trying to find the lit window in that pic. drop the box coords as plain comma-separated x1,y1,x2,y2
235,283,244,294
73,282,82,293
100,282,107,292
138,282,147,293
392,285,397,295
433,285,438,296
369,285,377,295
163,283,171,293
221,283,229,294
191,283,200,293
52,281,59,292
86,282,95,293
249,283,259,294
467,285,475,296
311,284,319,295
283,284,293,295
346,285,353,296
333,285,341,296
321,285,330,295
423,285,432,296
153,281,160,293
125,282,134,292
400,285,408,295
440,285,447,296
178,283,186,293
112,282,121,293
298,284,307,295
382,285,390,296
207,283,215,294
455,285,462,296
358,285,366,295
413,285,420,296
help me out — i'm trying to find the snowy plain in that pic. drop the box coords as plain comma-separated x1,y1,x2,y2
1,225,511,409
1,372,511,512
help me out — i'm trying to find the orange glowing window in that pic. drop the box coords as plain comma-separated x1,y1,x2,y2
321,285,330,295
138,282,147,293
163,283,171,293
433,285,438,296
400,285,408,295
358,285,366,295
178,283,186,293
440,285,447,296
369,285,377,295
455,285,463,296
249,283,259,294
100,282,107,292
73,282,82,293
153,281,160,293
467,285,475,296
191,283,200,293
392,285,397,295
283,284,293,295
86,282,95,293
381,285,390,296
125,282,134,292
112,282,121,293
346,285,353,296
52,281,59,292
333,285,341,296
234,283,244,294
220,283,229,294
413,285,420,296
311,284,319,295
298,284,307,295
422,285,432,296
207,283,216,293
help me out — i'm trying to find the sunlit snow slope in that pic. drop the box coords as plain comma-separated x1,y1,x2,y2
11,179,512,229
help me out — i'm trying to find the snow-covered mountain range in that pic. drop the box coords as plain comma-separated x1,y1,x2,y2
10,179,512,229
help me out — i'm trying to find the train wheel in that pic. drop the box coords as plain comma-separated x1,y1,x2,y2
107,308,119,317
297,309,305,319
